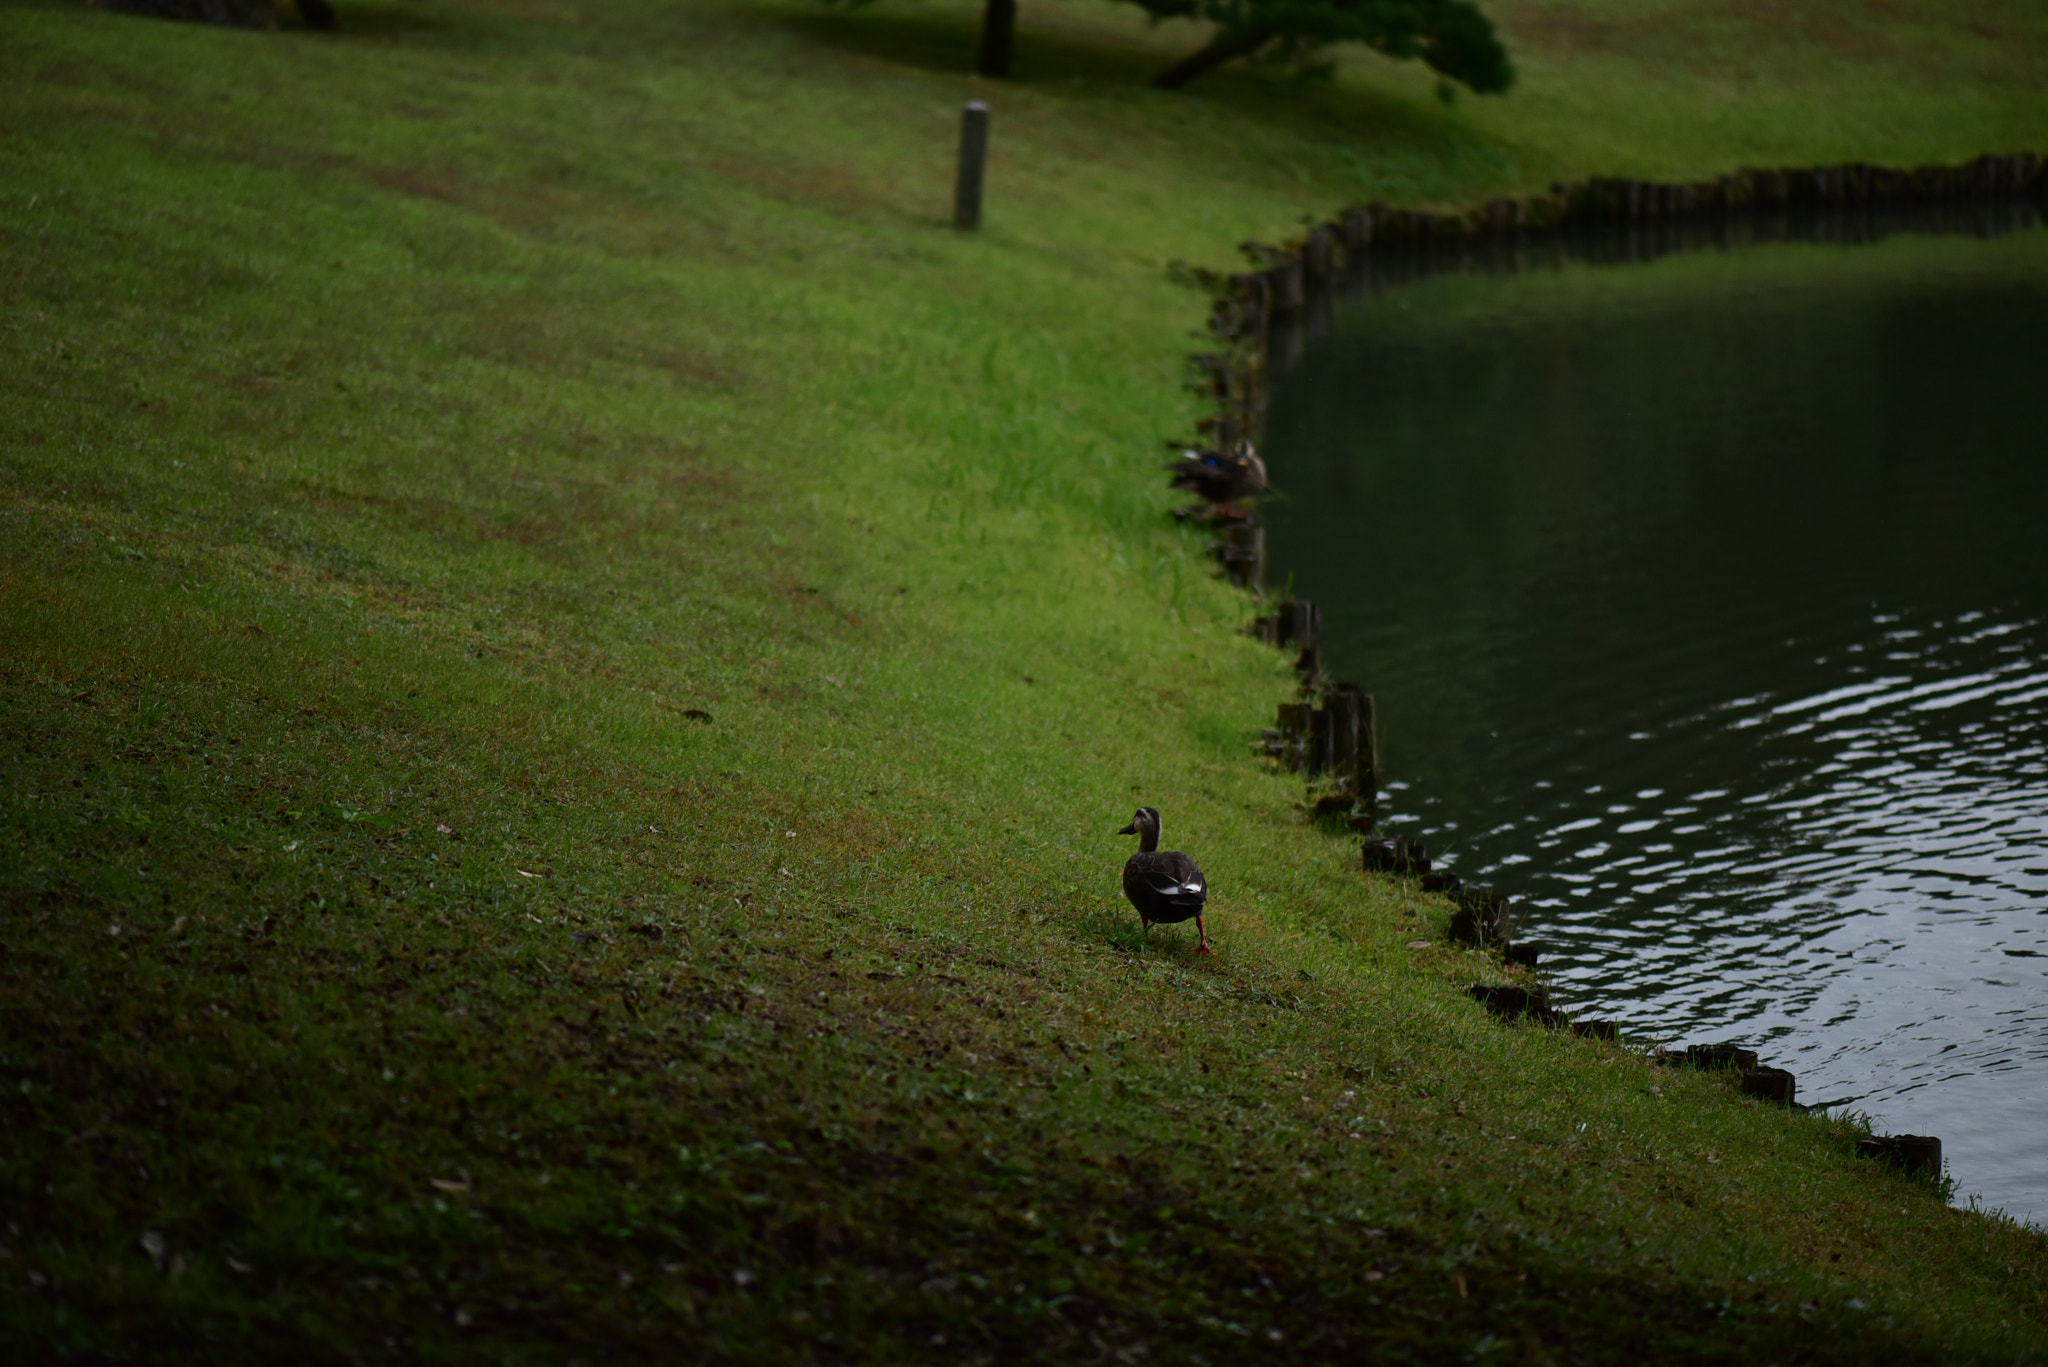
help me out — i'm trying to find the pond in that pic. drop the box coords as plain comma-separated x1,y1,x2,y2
1261,219,2048,1225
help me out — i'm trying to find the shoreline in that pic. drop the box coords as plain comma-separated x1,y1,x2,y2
1183,152,2048,1185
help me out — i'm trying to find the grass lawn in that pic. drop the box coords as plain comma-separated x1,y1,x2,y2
3,0,2046,1359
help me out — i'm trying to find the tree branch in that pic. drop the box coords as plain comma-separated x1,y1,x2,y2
1153,25,1277,89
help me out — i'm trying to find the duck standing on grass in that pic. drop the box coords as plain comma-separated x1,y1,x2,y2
1117,806,1211,953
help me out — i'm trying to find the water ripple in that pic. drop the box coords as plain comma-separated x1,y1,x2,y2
1262,230,2048,1223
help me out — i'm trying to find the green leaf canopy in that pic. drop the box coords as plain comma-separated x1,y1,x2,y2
1135,0,1516,91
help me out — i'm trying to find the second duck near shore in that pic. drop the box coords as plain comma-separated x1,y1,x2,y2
1166,439,1266,521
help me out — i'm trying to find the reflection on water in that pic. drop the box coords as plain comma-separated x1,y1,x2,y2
1261,229,2048,1224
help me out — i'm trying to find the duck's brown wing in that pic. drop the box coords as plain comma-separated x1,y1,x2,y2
1165,452,1236,501
1124,851,1207,924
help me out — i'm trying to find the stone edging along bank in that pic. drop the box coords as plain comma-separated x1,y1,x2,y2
1167,150,2047,1179
1193,151,2048,449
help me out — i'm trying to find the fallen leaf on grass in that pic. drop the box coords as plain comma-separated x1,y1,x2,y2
517,869,539,878
430,1173,472,1194
1406,940,1433,950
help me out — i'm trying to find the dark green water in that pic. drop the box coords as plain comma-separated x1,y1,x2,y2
1262,228,2048,1223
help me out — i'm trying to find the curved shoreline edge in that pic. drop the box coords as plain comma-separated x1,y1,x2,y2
1192,152,2048,449
1173,150,2048,1172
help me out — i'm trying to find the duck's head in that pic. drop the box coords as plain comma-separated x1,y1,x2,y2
1117,806,1162,840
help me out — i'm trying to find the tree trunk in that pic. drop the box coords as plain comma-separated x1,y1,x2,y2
977,0,1016,78
1153,25,1275,89
297,0,335,27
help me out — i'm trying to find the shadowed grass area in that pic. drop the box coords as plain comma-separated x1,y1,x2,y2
3,0,2046,1360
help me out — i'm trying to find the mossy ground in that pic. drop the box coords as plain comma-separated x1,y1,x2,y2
3,0,2046,1360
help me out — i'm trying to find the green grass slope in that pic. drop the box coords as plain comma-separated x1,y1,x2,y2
3,0,2045,1360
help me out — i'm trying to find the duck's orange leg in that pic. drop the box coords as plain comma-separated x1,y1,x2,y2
1195,915,1211,954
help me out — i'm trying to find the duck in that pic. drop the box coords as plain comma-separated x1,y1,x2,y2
1165,439,1267,521
1117,806,1211,953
